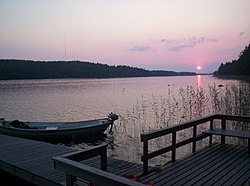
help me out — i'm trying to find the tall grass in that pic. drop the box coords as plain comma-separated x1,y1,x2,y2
209,83,250,116
111,82,250,164
209,82,250,146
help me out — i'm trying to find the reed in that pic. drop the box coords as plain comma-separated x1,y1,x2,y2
110,82,250,164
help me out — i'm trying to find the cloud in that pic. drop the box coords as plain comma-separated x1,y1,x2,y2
238,32,244,36
169,45,193,52
129,45,152,52
161,36,218,52
206,38,218,42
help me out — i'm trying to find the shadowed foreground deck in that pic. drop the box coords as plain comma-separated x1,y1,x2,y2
138,143,250,186
0,134,249,186
0,134,146,185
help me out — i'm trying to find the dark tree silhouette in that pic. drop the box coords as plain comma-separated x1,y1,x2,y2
217,43,250,76
0,59,196,80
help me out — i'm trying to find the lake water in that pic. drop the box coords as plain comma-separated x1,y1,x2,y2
0,76,243,164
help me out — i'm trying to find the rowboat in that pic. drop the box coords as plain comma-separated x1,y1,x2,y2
0,113,118,144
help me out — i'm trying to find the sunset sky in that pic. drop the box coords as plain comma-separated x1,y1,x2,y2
0,0,249,73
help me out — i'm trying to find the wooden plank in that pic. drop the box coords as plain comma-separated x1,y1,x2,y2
141,115,214,141
61,144,108,161
1,134,147,185
16,149,73,165
108,159,137,173
40,171,65,182
140,114,250,176
0,134,76,185
1,133,249,186
141,144,230,183
233,168,250,186
1,143,74,165
207,153,250,185
0,161,60,186
139,144,250,186
141,133,209,170
204,129,250,138
215,114,250,122
80,156,100,165
81,156,145,179
154,145,240,185
139,143,221,182
178,146,246,185
53,156,147,186
194,148,248,185
82,157,121,170
112,163,142,176
242,180,250,186
222,162,250,186
109,162,142,176
20,160,54,173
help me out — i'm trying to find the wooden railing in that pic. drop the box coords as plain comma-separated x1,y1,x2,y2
53,143,146,186
52,114,250,183
141,114,250,174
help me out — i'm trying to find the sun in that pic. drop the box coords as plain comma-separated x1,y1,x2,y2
196,66,202,70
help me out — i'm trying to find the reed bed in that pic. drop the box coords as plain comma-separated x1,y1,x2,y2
110,82,250,165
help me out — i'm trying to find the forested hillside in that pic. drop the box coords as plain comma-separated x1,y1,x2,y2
216,44,250,76
0,59,195,80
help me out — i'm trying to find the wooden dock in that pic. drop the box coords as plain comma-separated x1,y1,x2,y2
139,143,249,186
1,114,250,185
0,134,76,185
0,134,146,186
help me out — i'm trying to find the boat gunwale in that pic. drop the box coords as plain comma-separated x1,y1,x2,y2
1,119,113,132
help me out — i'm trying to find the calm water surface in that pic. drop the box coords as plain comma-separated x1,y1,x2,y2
0,76,241,164
0,75,238,121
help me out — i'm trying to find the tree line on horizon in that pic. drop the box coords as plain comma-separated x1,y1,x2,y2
215,43,250,76
0,59,195,80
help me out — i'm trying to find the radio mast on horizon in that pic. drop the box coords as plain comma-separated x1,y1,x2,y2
64,38,67,61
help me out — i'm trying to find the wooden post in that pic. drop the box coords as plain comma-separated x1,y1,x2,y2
248,138,250,154
142,140,148,175
221,118,226,144
209,120,213,144
101,145,107,171
172,131,176,162
66,173,75,186
193,125,197,152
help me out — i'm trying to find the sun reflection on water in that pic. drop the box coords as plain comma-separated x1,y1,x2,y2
197,75,202,91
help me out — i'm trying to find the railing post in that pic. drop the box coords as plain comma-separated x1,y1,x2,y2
101,145,107,171
209,119,213,144
172,131,176,162
248,139,250,154
142,139,148,175
193,125,197,152
221,117,226,144
66,173,76,186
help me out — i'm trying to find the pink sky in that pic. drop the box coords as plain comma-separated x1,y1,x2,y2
0,0,249,73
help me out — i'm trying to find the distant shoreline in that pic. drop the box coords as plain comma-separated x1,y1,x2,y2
213,75,250,82
0,59,197,80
